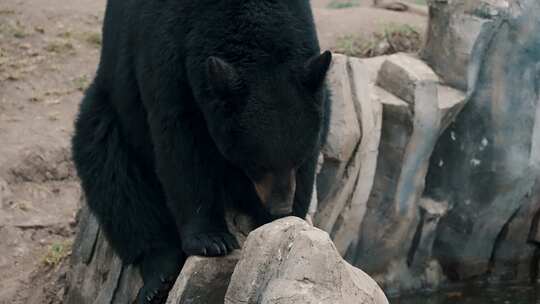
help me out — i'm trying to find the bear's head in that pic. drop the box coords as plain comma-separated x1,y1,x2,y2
202,51,332,217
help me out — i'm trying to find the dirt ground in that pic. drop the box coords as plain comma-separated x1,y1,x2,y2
0,1,426,303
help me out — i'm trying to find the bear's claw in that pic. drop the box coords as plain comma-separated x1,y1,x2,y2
182,232,239,257
136,274,176,304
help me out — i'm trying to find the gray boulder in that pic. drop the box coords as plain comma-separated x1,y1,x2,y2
314,54,384,258
353,53,465,294
225,217,388,304
421,0,506,90
166,253,241,304
425,0,540,280
315,54,362,239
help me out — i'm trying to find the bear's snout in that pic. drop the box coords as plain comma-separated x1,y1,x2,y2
254,170,296,217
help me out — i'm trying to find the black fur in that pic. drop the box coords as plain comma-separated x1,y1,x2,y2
72,0,331,303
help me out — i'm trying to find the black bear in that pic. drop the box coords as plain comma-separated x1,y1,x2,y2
72,0,331,303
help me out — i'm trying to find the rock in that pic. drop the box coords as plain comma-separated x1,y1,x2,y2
489,180,540,283
328,57,382,257
64,207,142,304
65,207,252,304
411,198,449,272
225,217,388,304
65,226,142,304
320,54,361,165
353,53,466,294
353,81,415,293
426,1,540,280
166,253,241,304
422,0,497,91
407,198,449,290
376,53,439,104
316,54,361,219
314,54,386,257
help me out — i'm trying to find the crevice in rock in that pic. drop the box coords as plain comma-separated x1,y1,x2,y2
488,206,522,274
530,247,540,283
89,228,100,265
326,139,362,238
527,206,540,246
105,262,124,304
345,56,363,137
407,207,424,267
329,168,361,240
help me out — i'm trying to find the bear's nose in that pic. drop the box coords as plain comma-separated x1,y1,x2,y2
253,170,296,217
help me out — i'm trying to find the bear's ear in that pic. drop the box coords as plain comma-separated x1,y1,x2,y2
206,56,242,97
303,51,332,90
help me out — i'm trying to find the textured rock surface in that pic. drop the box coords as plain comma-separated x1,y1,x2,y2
0,178,11,205
348,53,465,294
225,217,389,304
421,0,500,90
64,208,253,304
315,54,384,258
64,206,142,304
425,0,540,281
311,0,540,296
329,57,382,258
166,253,241,304
315,54,362,236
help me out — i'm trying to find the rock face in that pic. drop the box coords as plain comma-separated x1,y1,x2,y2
425,0,540,282
352,53,465,294
314,54,381,258
306,0,540,296
64,208,254,304
224,217,389,304
421,0,508,91
64,206,142,304
166,253,241,304
164,217,389,304
311,50,466,294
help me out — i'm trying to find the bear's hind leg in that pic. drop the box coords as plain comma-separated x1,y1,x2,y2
137,250,183,304
72,84,183,304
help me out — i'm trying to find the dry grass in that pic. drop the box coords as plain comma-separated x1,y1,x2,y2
327,0,360,9
333,23,422,58
42,240,72,267
44,40,75,54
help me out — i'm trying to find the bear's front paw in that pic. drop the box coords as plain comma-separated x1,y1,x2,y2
182,232,239,257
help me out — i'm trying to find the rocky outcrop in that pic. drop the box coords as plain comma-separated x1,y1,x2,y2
304,0,540,296
421,0,509,91
310,51,466,294
164,217,388,304
64,209,256,304
66,207,388,304
166,253,241,304
64,206,142,304
425,0,540,282
224,217,388,304
314,54,382,258
354,53,464,294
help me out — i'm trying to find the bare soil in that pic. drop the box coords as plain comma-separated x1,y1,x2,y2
0,0,425,303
